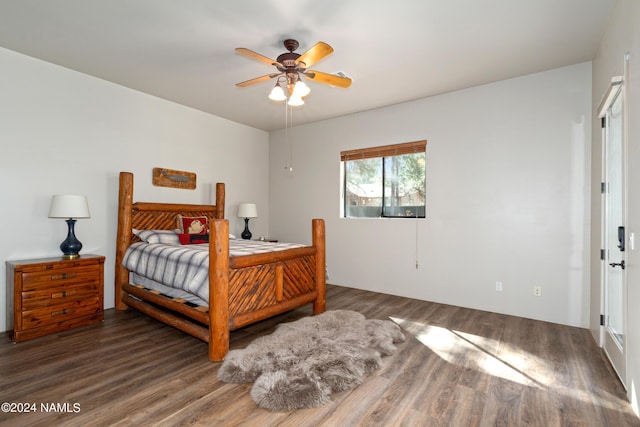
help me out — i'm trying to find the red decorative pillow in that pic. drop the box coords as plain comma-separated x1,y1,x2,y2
177,215,209,235
178,233,209,245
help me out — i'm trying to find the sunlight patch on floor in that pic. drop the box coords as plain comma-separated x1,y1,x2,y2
389,316,633,413
631,379,639,417
390,316,542,387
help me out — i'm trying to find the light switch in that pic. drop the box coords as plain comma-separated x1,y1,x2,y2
630,232,635,251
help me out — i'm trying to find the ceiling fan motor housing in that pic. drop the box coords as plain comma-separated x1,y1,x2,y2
279,39,305,69
277,40,303,85
277,52,301,68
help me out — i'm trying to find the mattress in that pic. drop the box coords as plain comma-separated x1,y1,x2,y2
122,239,304,306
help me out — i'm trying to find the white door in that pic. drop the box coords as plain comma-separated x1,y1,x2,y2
600,77,626,386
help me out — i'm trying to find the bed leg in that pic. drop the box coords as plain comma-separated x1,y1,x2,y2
209,219,230,362
312,219,326,315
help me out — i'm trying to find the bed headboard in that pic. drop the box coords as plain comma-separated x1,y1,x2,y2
118,171,225,229
114,171,225,308
130,202,224,232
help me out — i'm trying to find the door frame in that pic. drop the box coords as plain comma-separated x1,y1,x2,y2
598,74,627,387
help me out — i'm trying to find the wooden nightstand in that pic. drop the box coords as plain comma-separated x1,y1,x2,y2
6,254,105,342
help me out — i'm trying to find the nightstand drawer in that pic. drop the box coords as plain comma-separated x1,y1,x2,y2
21,297,102,329
21,265,100,290
22,282,101,310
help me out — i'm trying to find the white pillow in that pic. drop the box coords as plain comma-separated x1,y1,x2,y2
133,229,181,245
133,229,236,243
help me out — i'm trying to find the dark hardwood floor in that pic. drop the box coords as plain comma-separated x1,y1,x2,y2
1,285,638,426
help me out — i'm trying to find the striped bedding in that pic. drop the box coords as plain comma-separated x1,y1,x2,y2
123,239,304,305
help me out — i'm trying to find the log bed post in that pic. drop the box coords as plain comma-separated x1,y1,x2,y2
209,219,230,362
214,183,225,220
312,218,326,314
115,172,134,310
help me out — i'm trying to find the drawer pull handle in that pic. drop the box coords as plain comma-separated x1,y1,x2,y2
51,273,77,281
52,290,75,299
51,308,69,317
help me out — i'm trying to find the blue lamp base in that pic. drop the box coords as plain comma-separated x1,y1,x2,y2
60,218,83,259
241,218,252,240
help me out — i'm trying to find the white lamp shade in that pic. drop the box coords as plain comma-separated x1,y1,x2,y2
287,95,304,106
237,203,258,218
48,195,91,219
292,80,310,98
268,84,287,101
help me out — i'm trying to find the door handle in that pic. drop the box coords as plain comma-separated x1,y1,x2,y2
609,260,625,270
618,226,625,251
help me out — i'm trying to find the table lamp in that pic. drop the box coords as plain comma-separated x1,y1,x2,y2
48,195,91,259
237,203,257,240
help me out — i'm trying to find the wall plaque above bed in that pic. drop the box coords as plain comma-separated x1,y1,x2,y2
152,167,196,189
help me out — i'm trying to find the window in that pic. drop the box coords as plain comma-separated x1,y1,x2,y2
341,140,426,218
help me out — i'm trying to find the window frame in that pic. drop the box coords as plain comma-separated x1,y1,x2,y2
341,140,427,219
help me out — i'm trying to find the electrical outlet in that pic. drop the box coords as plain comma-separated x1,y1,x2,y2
534,286,542,297
495,281,503,292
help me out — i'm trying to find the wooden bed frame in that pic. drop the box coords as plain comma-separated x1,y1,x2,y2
114,171,326,361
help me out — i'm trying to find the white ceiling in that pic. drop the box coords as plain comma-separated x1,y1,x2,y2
0,0,615,132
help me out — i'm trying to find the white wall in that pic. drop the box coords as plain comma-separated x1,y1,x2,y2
0,47,269,333
269,62,592,328
591,0,640,416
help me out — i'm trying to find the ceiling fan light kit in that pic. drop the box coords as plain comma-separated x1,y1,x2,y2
236,39,351,106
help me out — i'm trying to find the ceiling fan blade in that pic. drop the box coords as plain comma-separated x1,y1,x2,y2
296,42,333,68
236,74,280,87
304,70,352,88
235,48,278,67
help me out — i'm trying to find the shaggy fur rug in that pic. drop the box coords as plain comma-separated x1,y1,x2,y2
217,310,406,411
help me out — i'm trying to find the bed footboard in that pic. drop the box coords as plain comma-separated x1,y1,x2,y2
208,218,326,361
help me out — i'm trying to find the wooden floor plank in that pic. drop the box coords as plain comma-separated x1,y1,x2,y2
0,284,638,426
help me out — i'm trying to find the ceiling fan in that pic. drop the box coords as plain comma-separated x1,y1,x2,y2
235,39,352,106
